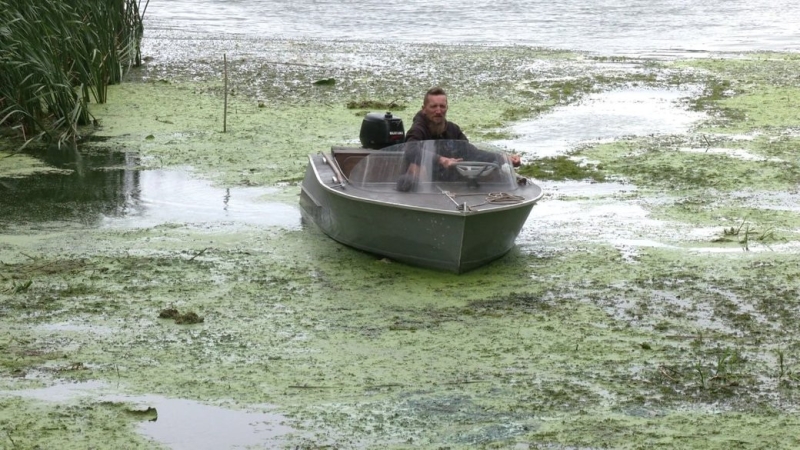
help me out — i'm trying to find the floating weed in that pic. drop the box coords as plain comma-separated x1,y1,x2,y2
124,404,158,421
5,46,800,449
544,78,601,104
312,78,336,86
690,79,735,111
518,155,605,182
728,222,780,251
0,397,159,448
705,348,743,389
776,350,800,388
57,282,95,298
474,130,516,141
757,226,777,242
158,307,204,325
680,54,800,132
582,136,800,192
10,280,32,293
1,257,91,279
723,220,748,237
0,337,68,376
654,346,751,401
158,307,181,320
174,312,204,325
712,219,754,245
500,106,537,122
345,99,406,110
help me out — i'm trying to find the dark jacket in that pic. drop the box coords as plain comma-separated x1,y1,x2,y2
404,111,468,142
402,112,502,175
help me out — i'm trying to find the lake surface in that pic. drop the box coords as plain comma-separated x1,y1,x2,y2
145,0,800,55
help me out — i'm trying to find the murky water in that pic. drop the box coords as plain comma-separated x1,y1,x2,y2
137,397,295,449
100,169,299,229
1,382,295,449
145,0,800,54
494,86,706,157
0,148,299,229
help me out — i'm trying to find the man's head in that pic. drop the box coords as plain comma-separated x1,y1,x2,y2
422,87,448,134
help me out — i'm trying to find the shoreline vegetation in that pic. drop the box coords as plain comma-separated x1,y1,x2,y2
0,0,148,149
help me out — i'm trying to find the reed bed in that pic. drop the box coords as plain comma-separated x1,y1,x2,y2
0,0,148,149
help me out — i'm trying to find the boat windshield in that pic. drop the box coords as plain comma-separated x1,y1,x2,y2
347,140,520,193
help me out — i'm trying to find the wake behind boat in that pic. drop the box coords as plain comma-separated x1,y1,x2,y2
299,113,543,273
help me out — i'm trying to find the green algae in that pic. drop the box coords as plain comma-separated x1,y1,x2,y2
581,137,800,192
713,85,800,131
674,53,800,133
518,155,606,182
3,225,800,447
346,99,407,110
530,411,800,449
0,150,72,179
573,126,800,244
3,46,800,448
85,42,668,189
85,82,554,187
0,396,161,449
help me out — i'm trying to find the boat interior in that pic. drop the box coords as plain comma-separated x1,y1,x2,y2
328,141,522,195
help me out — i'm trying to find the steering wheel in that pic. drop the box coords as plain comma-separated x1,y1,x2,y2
454,161,500,179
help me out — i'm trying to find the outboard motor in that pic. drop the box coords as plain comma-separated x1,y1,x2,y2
359,112,405,149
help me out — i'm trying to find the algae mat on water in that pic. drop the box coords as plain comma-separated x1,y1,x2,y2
3,49,800,449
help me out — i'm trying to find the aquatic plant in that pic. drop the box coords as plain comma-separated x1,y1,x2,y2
518,155,606,182
0,0,148,149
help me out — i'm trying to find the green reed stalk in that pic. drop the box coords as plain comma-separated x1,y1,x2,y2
0,0,147,149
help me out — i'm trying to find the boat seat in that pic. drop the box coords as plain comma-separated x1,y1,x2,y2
331,147,374,178
330,147,404,182
348,153,405,185
340,156,366,178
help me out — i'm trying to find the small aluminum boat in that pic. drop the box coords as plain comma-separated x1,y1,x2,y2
300,139,543,273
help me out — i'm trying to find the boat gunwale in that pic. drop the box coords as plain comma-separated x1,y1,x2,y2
303,153,544,217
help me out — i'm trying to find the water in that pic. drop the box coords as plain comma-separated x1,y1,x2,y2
1,382,295,449
494,86,706,157
5,0,789,228
0,148,300,229
99,169,300,229
145,0,800,55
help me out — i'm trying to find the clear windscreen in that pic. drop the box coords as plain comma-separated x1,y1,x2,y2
348,140,518,194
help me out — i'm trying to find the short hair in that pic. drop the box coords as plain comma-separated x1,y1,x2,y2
423,87,447,106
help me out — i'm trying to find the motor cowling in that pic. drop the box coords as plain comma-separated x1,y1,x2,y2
359,112,405,149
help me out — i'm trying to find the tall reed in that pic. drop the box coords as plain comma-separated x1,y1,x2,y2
0,0,148,149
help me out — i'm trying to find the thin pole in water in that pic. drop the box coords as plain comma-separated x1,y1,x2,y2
223,53,228,133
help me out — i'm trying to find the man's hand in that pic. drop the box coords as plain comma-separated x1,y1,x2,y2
438,156,463,168
510,154,521,167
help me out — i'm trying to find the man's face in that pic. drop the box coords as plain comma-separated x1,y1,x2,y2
422,94,448,124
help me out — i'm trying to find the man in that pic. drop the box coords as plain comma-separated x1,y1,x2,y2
397,87,520,191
